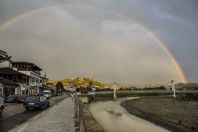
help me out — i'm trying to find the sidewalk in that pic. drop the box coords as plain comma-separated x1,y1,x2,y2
18,97,75,132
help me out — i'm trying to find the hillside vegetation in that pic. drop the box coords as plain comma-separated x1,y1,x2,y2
48,77,105,88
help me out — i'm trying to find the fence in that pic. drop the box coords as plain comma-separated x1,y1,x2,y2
95,90,198,97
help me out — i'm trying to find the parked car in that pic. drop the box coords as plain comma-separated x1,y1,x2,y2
5,95,18,103
0,97,4,117
42,90,52,99
17,95,28,104
23,96,50,110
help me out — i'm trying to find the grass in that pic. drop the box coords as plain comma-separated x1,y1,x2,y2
176,93,198,102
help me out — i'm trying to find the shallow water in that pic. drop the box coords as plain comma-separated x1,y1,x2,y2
89,97,169,132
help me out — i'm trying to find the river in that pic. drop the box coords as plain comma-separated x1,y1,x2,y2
89,97,169,132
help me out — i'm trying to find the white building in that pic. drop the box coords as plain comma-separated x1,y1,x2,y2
0,50,44,95
12,62,42,95
0,61,12,68
12,62,42,87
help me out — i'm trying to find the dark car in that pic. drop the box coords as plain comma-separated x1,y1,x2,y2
5,95,18,103
23,96,50,110
0,97,4,117
17,95,28,104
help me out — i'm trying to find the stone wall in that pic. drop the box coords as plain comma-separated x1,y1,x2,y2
74,97,104,132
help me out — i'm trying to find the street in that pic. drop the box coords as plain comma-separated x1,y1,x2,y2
20,97,75,132
0,95,67,132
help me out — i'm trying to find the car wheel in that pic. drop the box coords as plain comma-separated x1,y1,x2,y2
40,105,44,110
0,110,2,117
47,103,50,108
25,107,29,110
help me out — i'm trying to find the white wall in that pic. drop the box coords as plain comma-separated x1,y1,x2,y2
19,71,31,76
0,61,11,68
19,71,41,87
15,86,22,95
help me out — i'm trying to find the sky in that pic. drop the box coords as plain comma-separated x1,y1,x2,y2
0,0,197,84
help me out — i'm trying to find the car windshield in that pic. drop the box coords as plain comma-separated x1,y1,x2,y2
26,96,39,101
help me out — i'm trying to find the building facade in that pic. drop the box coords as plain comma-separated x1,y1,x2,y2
12,62,42,95
0,68,29,96
0,50,49,96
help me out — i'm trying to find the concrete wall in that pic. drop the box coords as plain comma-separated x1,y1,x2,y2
74,97,104,132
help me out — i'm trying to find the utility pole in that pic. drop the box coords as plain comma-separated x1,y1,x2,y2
171,80,176,98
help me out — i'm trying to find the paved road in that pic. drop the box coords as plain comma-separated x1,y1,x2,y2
20,97,75,132
0,95,67,132
1,103,25,119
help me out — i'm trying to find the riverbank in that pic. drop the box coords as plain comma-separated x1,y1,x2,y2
74,97,104,132
121,96,198,132
89,97,168,132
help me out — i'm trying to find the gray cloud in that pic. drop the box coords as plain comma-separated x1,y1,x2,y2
0,0,197,84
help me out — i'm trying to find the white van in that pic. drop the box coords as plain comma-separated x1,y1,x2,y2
43,90,52,99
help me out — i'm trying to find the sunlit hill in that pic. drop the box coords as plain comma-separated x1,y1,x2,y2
48,77,105,88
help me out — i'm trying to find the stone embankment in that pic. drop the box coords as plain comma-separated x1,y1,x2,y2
74,97,104,132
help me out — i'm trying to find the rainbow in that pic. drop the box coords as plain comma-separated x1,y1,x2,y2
0,4,187,83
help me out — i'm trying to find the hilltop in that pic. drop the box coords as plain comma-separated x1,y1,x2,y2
48,77,105,88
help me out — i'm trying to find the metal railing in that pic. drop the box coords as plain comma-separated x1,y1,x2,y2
95,90,198,95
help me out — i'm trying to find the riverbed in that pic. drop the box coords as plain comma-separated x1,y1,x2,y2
89,97,169,132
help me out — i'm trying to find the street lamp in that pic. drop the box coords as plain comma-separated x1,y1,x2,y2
92,86,96,100
171,80,176,98
112,82,117,100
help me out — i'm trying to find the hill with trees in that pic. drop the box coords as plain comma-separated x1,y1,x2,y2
48,77,105,89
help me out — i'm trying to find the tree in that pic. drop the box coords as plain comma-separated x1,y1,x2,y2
87,82,93,91
56,81,64,93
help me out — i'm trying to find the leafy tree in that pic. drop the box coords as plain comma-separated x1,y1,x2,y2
56,81,64,93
